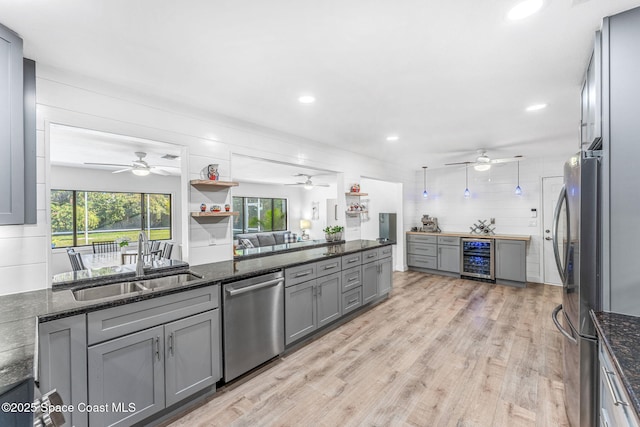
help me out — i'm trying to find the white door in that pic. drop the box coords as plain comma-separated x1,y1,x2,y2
542,176,564,285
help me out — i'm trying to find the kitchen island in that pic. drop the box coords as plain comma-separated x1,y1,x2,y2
0,239,393,426
592,311,640,425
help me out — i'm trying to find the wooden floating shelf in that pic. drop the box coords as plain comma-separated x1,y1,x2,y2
346,210,369,215
190,180,239,187
345,192,368,196
191,211,239,218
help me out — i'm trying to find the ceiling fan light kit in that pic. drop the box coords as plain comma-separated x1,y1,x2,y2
84,151,178,177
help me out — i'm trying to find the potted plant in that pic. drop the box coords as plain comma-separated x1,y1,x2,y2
323,226,334,241
331,225,344,241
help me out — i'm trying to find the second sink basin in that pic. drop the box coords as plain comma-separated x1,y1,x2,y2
71,272,204,301
133,273,203,290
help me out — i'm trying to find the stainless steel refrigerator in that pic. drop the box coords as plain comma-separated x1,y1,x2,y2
378,213,397,243
551,152,600,427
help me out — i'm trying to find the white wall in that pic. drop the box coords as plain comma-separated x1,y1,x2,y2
409,155,571,283
0,65,413,295
360,178,404,271
300,184,338,240
49,165,182,275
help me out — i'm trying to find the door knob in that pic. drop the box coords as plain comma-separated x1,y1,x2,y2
545,237,552,241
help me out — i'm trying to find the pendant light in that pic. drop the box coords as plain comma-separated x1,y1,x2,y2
422,166,428,198
464,163,470,198
515,160,522,195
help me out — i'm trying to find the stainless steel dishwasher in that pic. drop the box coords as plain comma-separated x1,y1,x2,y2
222,271,284,381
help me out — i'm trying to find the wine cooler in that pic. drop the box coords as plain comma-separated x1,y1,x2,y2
461,238,494,280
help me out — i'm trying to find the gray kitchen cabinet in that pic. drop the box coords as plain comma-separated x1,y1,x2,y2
165,310,220,407
362,260,379,304
285,270,342,344
88,325,165,427
317,272,342,327
0,23,24,225
438,244,460,273
378,256,393,295
342,287,362,315
363,247,393,304
88,307,221,426
599,343,640,427
285,279,317,345
495,239,527,285
38,314,88,427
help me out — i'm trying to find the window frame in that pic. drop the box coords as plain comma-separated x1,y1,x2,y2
50,189,172,248
233,196,288,235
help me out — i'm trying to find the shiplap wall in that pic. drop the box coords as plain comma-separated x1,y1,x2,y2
408,155,572,284
0,65,413,295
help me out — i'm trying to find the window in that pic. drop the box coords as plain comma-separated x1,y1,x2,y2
51,190,171,248
233,197,287,235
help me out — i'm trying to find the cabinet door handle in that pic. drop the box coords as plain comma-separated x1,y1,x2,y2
348,298,358,304
168,332,174,357
318,285,322,296
348,277,358,282
347,258,358,263
324,264,337,270
155,336,160,361
367,254,376,258
295,270,312,278
601,365,628,407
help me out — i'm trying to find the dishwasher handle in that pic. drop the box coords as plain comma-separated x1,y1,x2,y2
226,278,283,296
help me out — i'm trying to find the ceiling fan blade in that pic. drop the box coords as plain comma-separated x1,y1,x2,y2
112,168,131,174
284,182,305,186
444,161,474,166
148,164,180,169
84,162,132,168
314,184,330,187
490,157,524,164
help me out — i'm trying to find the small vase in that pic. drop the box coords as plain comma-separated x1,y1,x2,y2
325,233,334,241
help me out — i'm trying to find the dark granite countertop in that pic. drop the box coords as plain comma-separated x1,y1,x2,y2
591,311,640,417
233,239,344,260
0,239,392,390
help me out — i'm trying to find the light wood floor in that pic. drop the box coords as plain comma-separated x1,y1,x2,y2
165,271,569,427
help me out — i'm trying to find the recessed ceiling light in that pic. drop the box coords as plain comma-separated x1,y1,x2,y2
386,135,399,142
526,103,547,112
298,95,316,104
507,0,543,21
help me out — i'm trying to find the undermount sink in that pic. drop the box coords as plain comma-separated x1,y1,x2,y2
132,273,203,291
72,282,144,301
71,272,204,301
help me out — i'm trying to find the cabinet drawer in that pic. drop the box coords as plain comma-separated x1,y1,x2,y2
341,252,362,267
437,236,460,246
407,234,437,244
362,248,379,263
407,242,437,256
378,246,393,259
285,263,317,287
87,285,219,345
317,258,342,277
342,266,362,292
408,254,437,269
342,287,362,315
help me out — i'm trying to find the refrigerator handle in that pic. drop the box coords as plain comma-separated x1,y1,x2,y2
552,304,577,344
552,185,568,284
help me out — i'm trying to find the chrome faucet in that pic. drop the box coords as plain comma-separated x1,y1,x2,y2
136,231,149,277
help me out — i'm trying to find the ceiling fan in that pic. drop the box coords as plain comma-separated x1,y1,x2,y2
84,151,179,176
444,150,524,171
285,174,330,190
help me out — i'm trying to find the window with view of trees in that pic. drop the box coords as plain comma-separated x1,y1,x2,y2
233,197,287,235
51,190,171,248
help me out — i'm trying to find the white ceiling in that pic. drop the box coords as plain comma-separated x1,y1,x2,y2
232,155,337,186
49,124,182,175
3,0,640,170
